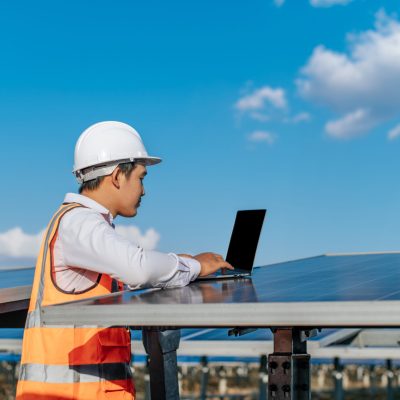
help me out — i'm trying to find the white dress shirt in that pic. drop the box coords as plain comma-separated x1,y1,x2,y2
52,193,201,291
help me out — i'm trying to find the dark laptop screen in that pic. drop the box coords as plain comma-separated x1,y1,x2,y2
225,209,266,271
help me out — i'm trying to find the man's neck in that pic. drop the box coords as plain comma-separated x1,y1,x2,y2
80,190,117,218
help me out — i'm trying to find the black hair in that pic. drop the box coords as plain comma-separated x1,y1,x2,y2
78,162,136,194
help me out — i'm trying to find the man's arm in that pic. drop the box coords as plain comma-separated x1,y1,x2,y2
59,208,232,289
59,208,201,289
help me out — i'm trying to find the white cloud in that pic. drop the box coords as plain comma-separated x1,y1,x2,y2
0,224,160,259
236,86,287,112
248,130,276,145
249,112,270,122
297,10,400,138
325,108,378,138
388,123,400,140
310,0,352,7
115,225,160,250
274,0,285,7
292,112,311,123
0,227,45,258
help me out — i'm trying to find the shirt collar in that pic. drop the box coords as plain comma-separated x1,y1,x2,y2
63,193,114,224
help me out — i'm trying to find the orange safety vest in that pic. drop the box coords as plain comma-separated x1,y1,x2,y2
16,203,134,400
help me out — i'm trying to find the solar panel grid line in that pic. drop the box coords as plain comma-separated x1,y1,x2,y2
378,291,400,301
304,262,400,302
254,256,379,293
376,288,400,301
260,254,390,282
303,262,400,302
181,329,215,341
254,263,365,300
325,251,400,256
315,329,361,348
254,254,400,302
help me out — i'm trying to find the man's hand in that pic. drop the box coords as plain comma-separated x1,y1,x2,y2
193,252,234,277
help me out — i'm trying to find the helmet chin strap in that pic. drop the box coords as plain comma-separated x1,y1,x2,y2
74,157,156,184
75,162,121,184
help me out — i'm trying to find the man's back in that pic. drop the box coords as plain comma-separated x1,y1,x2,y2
16,202,134,400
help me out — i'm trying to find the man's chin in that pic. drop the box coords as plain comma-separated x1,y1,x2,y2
120,208,137,218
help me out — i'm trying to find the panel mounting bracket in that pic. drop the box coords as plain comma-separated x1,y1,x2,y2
268,328,320,400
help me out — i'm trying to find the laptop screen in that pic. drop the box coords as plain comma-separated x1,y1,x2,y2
225,209,266,272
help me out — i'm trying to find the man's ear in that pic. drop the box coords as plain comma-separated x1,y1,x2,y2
111,166,122,189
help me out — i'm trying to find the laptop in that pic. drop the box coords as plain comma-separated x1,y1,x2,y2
197,209,266,280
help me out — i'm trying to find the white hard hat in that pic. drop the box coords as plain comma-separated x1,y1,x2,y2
73,121,161,183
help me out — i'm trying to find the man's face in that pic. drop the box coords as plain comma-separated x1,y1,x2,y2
117,163,147,217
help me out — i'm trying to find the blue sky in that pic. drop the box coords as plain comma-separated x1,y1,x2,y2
0,0,400,267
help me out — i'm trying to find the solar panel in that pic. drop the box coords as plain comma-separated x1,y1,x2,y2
179,328,337,342
0,267,34,289
0,267,33,327
252,253,400,302
41,253,400,328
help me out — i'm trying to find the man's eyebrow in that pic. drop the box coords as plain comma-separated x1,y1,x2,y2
142,171,148,177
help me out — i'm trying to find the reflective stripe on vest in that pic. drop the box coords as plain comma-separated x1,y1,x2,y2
19,362,133,383
16,203,134,399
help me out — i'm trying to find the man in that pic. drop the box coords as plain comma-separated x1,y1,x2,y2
16,121,233,399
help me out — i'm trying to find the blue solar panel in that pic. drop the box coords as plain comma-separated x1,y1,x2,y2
253,254,400,302
3,256,399,367
180,328,338,342
0,267,34,289
7,254,400,305
0,328,23,339
76,254,400,308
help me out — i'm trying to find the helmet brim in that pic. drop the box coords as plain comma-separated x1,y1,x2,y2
137,157,162,166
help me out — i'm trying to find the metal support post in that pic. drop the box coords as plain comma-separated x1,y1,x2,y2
386,360,394,400
144,356,151,400
369,365,376,399
142,328,181,400
10,360,17,395
200,356,209,400
333,357,343,400
259,355,268,400
268,328,311,400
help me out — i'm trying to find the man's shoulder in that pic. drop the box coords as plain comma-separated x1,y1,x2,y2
59,205,108,231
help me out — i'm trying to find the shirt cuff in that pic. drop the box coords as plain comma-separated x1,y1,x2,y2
177,256,201,281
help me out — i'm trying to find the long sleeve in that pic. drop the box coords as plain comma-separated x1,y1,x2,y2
59,207,200,289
